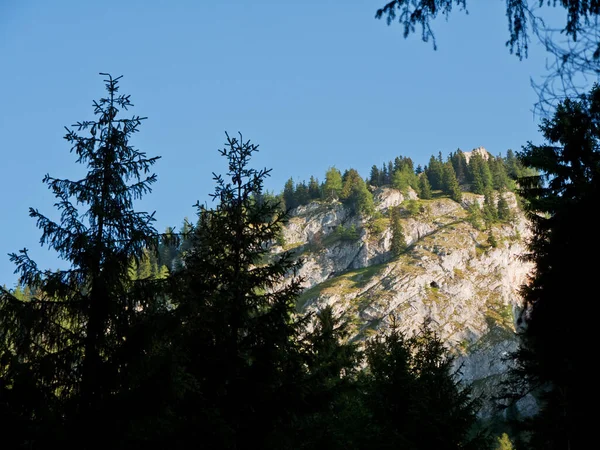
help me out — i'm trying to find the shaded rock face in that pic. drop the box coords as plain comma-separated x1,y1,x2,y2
273,187,536,418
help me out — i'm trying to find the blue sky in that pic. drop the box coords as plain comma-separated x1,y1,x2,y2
1,1,560,286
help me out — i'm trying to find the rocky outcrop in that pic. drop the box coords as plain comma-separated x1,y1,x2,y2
463,146,491,163
273,187,536,418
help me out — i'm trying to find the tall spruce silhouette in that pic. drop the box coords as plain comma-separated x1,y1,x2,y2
0,73,160,448
501,83,600,450
164,132,306,449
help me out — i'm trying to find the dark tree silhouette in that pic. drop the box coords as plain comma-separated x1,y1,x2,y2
501,83,600,449
164,132,307,449
0,73,162,448
362,320,488,449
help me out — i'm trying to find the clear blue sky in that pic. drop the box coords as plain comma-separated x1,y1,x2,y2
0,0,561,287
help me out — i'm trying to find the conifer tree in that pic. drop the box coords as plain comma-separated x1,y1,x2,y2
0,73,162,447
158,226,180,271
466,201,485,230
490,155,511,191
406,324,486,449
369,165,382,186
308,175,321,199
340,169,374,216
451,149,469,184
480,156,494,192
393,155,414,173
294,180,310,206
470,165,486,195
289,306,363,450
362,321,486,449
418,173,432,199
505,149,520,180
442,161,462,202
381,164,389,185
390,206,407,256
426,155,444,190
496,191,511,222
165,132,306,449
504,148,538,183
483,190,498,225
503,83,600,450
128,248,169,280
361,321,414,449
467,152,494,195
487,229,498,248
283,177,297,209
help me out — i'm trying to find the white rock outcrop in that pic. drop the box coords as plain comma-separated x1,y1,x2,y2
274,188,535,418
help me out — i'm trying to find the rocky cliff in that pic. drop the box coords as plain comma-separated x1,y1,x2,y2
272,187,536,417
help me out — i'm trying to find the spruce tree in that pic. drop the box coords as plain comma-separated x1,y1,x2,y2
369,164,381,187
503,83,600,450
442,161,462,202
466,201,485,230
418,173,432,199
490,156,511,191
308,175,321,199
426,155,444,190
505,149,520,180
381,163,389,185
340,169,374,216
451,149,468,184
390,206,407,256
283,177,297,210
483,190,498,225
288,306,363,450
362,321,486,449
294,180,310,206
158,225,180,271
470,165,485,194
480,156,494,192
166,132,306,449
0,73,161,448
496,191,511,222
487,229,498,248
406,324,486,449
468,153,491,194
393,155,413,172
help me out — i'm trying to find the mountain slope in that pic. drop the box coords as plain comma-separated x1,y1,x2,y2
272,186,536,417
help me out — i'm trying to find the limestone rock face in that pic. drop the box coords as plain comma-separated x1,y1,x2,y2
272,187,536,418
463,146,491,163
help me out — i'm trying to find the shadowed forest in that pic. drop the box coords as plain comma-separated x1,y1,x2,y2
2,1,599,449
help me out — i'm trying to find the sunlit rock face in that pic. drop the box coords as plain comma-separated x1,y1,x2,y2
463,146,491,164
272,186,536,418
